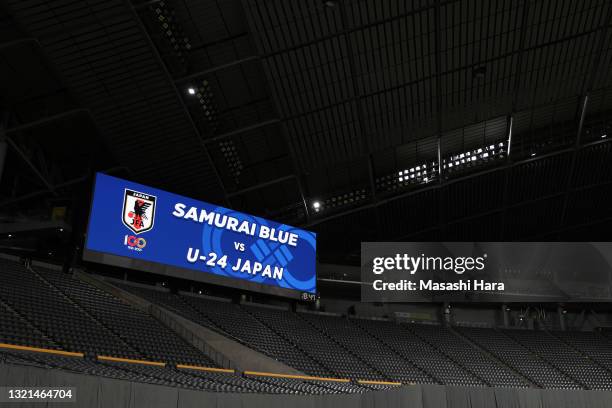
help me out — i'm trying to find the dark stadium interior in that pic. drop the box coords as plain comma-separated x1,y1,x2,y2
1,0,612,407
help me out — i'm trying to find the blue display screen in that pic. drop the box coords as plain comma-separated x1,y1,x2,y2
85,173,317,295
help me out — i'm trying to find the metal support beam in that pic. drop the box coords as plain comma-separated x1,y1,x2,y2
0,113,7,184
125,0,232,208
576,95,589,146
338,0,381,237
506,115,514,158
202,119,280,144
6,109,90,135
400,173,612,242
500,115,514,240
338,2,376,199
559,94,589,228
437,136,445,236
238,0,310,221
511,1,530,111
227,175,295,198
434,0,445,235
557,5,612,230
0,37,37,51
6,137,54,191
0,166,130,208
525,213,612,241
174,56,259,83
261,0,456,59
306,137,612,228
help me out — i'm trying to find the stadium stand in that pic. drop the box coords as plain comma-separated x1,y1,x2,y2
3,257,612,394
111,279,612,390
244,306,383,380
502,328,612,390
553,330,612,372
0,301,57,349
354,318,484,386
0,349,356,394
405,323,530,388
456,327,582,389
0,258,390,394
0,259,140,359
33,265,213,367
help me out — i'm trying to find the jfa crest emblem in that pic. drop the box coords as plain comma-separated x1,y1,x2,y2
122,189,156,234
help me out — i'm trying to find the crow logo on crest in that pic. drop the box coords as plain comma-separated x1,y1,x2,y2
122,189,156,234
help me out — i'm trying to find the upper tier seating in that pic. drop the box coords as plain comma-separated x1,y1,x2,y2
3,258,612,392
405,323,528,387
35,266,213,366
456,327,582,389
554,330,612,372
354,318,482,386
0,302,57,349
503,328,612,390
0,259,139,358
244,305,382,380
114,281,612,390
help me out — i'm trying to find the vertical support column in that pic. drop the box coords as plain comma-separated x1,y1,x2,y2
442,302,451,326
576,95,589,148
527,315,534,330
0,114,7,184
506,115,513,158
501,304,510,328
437,137,442,182
558,305,567,331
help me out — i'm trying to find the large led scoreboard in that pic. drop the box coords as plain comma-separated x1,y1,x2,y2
83,173,317,298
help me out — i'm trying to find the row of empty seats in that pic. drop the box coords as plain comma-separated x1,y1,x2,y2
3,258,612,392
114,281,612,390
0,350,380,394
35,266,212,366
502,329,612,389
0,259,136,358
355,318,482,386
0,259,215,367
0,259,390,394
456,327,581,389
0,302,56,349
406,323,528,388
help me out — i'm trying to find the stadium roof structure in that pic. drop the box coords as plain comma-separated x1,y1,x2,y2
1,0,612,264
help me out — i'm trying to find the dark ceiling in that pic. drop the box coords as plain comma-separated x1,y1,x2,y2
1,0,612,264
